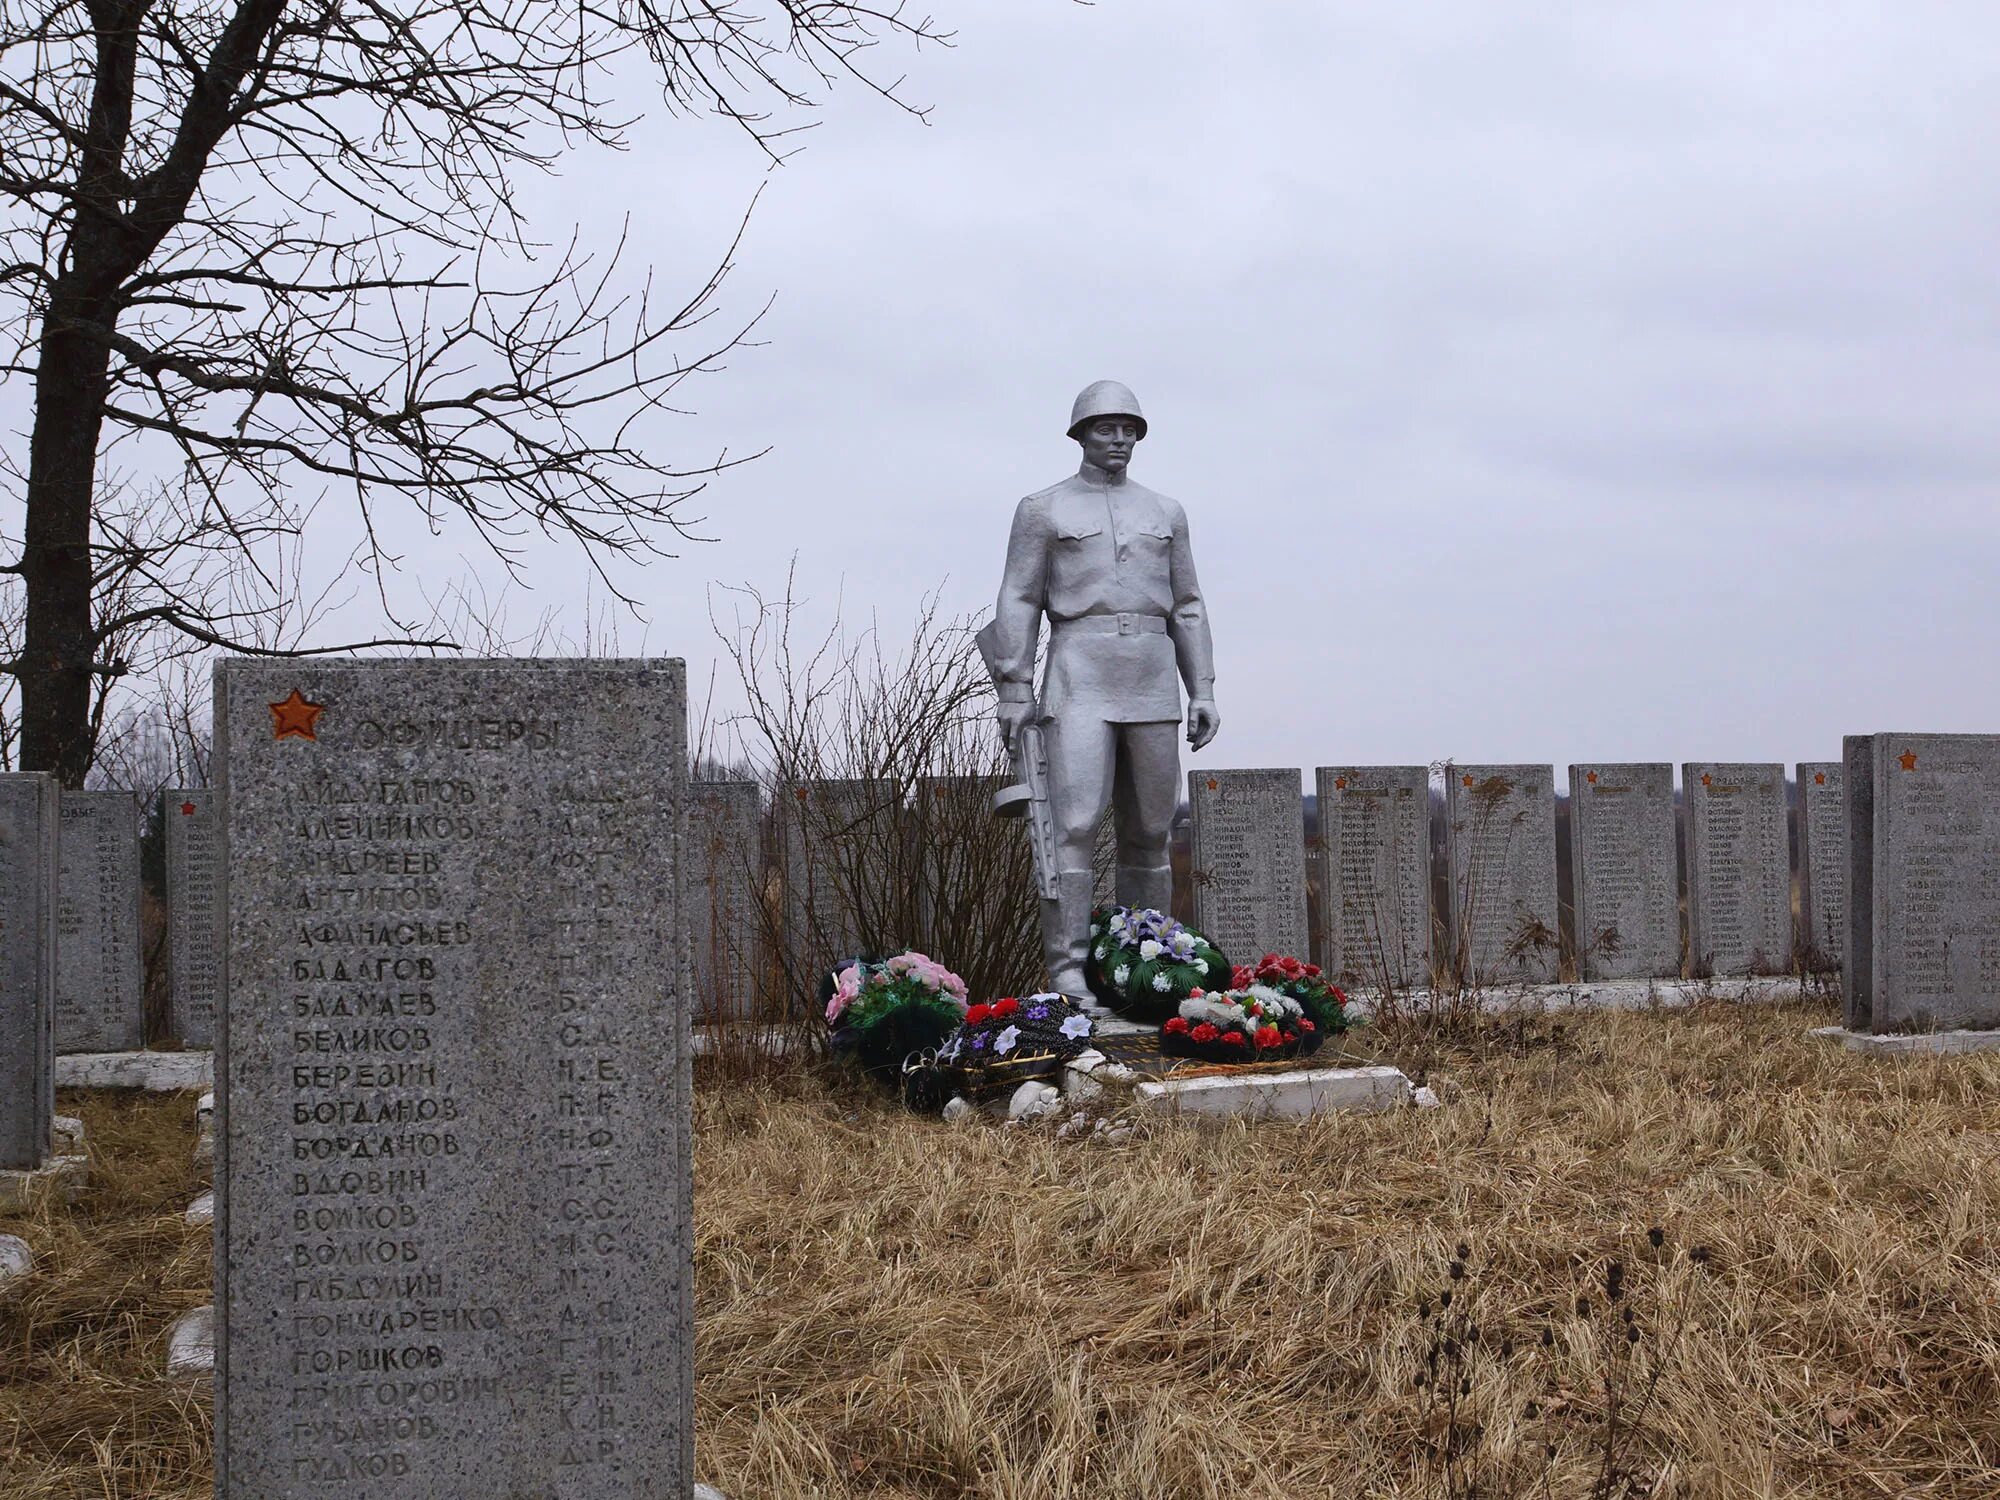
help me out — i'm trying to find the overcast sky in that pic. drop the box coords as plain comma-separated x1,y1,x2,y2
31,1,2000,783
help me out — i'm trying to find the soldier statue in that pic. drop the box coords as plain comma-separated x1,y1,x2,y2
977,381,1220,1008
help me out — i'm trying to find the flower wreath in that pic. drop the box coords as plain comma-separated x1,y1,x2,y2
1160,983,1325,1064
1230,953,1354,1035
1084,906,1230,1022
898,992,1098,1111
822,951,969,1082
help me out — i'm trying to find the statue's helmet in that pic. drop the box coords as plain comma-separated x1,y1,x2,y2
1066,380,1147,441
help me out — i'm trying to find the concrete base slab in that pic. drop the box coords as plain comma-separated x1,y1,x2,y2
691,1027,798,1058
0,1233,30,1286
55,1050,212,1091
1344,976,1811,1017
1809,1025,2000,1056
0,1155,88,1212
166,1304,214,1381
1135,1064,1413,1120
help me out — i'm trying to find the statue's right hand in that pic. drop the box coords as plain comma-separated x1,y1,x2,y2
997,699,1035,752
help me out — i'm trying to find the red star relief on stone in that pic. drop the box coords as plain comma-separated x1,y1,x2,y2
1585,771,1598,785
269,689,324,741
1333,776,1347,790
1700,773,1712,788
1461,774,1474,788
180,801,196,816
1814,772,1826,786
1206,778,1218,792
1899,751,1918,771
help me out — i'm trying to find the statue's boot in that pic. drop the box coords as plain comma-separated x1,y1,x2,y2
1043,868,1104,1012
1116,862,1174,920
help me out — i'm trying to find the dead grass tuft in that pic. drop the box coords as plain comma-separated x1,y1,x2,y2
0,1090,212,1500
8,1006,2000,1498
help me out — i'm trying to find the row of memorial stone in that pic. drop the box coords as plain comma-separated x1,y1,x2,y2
0,786,213,1054
1186,762,1845,988
3,665,1992,1499
0,748,1951,1053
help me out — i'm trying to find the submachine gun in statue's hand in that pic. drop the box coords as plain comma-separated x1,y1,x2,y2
974,620,1059,901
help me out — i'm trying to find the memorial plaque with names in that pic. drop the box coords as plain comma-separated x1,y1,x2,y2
214,659,691,1499
55,789,143,1053
1847,734,2000,1033
167,788,220,1046
1796,762,1846,971
1843,736,1875,1031
1315,766,1433,990
775,778,899,986
0,773,57,1170
1188,769,1308,962
1567,764,1679,980
1681,762,1790,977
688,781,761,1023
1445,765,1559,985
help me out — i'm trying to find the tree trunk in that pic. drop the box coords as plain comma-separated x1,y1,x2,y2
19,280,118,787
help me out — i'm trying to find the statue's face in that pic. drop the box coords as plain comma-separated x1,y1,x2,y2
1078,416,1142,474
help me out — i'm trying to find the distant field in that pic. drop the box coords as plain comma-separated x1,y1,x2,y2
6,998,2000,1498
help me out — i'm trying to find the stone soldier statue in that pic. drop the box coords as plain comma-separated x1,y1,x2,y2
985,380,1220,1003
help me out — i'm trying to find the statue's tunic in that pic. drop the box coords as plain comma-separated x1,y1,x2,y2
991,471,1215,723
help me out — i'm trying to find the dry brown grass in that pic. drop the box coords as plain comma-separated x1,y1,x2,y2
693,1000,2000,1499
8,1002,2000,1498
0,1089,212,1499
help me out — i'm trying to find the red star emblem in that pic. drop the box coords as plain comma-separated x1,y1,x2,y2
180,801,196,816
269,689,324,741
1333,776,1347,790
1461,774,1474,788
1585,771,1598,785
1899,750,1918,772
1813,772,1825,786
1700,773,1712,788
1206,778,1218,792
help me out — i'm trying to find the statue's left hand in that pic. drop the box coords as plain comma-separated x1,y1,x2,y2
1187,697,1220,752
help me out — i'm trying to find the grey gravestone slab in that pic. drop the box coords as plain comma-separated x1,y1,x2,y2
213,659,691,1500
688,781,762,1023
55,790,142,1052
1843,736,1875,1031
1567,764,1679,980
1445,765,1559,985
1188,769,1308,962
1796,762,1846,971
0,774,57,1170
1315,766,1433,990
166,788,220,1046
775,777,899,992
1682,763,1790,977
1846,734,2000,1033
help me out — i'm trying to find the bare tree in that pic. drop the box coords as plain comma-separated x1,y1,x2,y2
0,0,953,784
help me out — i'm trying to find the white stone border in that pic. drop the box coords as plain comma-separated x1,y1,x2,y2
1134,1064,1412,1120
1808,1025,2000,1056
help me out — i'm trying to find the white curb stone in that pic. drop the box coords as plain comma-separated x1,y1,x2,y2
1135,1064,1413,1120
54,1050,214,1090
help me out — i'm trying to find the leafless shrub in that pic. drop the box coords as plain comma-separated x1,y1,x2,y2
710,563,1039,1027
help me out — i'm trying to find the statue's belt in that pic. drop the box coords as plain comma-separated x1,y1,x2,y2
1051,612,1168,637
